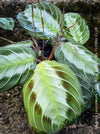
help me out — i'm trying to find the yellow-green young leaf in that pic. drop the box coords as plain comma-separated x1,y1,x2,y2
62,13,90,45
17,1,62,40
23,60,83,134
0,43,37,92
0,18,14,30
54,42,100,110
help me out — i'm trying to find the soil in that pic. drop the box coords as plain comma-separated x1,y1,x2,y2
0,0,100,134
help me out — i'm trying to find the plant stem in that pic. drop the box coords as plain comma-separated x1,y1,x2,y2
35,59,41,63
31,0,36,39
41,17,44,59
31,36,38,47
72,43,79,54
0,36,15,44
59,8,64,35
38,0,45,60
48,34,59,60
31,37,40,56
66,22,77,30
58,8,64,43
48,9,64,60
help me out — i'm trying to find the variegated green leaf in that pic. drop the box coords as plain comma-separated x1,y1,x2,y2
54,42,100,110
62,13,90,45
17,1,62,40
0,18,14,30
23,60,83,134
0,44,37,92
6,40,33,48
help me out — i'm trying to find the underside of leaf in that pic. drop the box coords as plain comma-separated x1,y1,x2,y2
23,60,83,134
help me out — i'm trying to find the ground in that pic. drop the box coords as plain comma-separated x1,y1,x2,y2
0,0,100,134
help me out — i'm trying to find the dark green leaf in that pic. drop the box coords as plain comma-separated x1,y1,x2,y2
0,18,14,30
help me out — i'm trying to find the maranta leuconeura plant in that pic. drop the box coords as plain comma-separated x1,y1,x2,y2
0,1,100,134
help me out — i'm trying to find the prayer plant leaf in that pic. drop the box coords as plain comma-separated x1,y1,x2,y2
54,42,100,110
0,18,14,30
0,44,37,92
17,1,62,40
62,13,90,45
6,40,33,48
23,60,83,134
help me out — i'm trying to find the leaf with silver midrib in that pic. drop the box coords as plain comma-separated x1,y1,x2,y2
54,42,100,110
23,60,83,134
17,1,62,40
0,43,37,92
62,13,90,45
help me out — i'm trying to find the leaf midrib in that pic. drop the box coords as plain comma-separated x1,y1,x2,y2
0,57,34,69
34,13,58,33
40,63,62,126
25,7,59,34
68,16,79,42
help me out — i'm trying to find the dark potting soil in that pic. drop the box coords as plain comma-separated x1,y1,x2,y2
0,0,100,134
